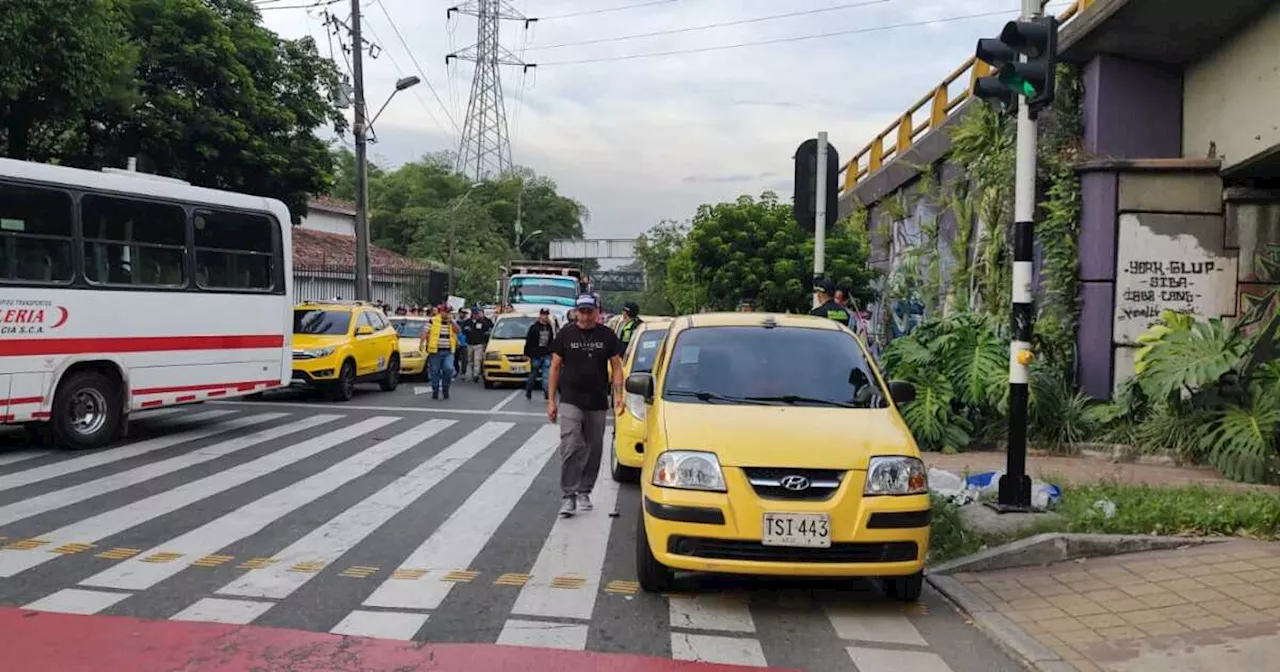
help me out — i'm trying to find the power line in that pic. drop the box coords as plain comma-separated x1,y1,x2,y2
539,0,683,21
359,15,451,137
257,0,341,11
528,0,892,51
538,8,1037,66
372,0,461,134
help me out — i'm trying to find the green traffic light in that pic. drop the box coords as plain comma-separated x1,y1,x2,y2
998,69,1038,98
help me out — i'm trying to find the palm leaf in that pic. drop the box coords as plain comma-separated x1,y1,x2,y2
1137,318,1244,401
1197,394,1280,484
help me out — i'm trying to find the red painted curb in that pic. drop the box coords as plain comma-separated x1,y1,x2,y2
0,608,796,671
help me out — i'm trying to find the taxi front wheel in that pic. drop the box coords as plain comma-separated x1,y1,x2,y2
882,571,923,602
636,516,674,592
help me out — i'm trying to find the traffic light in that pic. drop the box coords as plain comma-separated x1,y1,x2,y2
793,137,839,233
973,16,1057,117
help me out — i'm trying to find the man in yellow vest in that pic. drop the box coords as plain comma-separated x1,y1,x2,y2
419,304,458,400
617,302,642,346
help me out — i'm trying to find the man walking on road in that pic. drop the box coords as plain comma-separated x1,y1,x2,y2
461,307,494,383
547,295,624,518
420,305,457,400
524,308,556,400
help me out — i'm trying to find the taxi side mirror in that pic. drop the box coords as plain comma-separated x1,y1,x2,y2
355,325,374,336
625,372,654,401
887,380,916,405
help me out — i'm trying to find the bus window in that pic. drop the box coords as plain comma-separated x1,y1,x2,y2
82,194,187,287
0,182,74,284
194,209,276,291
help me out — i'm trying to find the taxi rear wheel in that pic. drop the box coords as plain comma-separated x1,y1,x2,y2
882,571,923,602
609,440,638,483
636,516,673,592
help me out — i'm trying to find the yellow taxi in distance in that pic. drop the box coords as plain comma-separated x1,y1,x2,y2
388,316,429,378
625,312,928,599
482,312,559,388
291,301,401,401
611,318,673,483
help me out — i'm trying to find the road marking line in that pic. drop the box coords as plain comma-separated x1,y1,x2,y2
51,543,95,555
391,568,427,580
170,598,273,625
190,555,234,568
846,646,955,672
0,451,47,467
361,424,560,611
0,416,397,579
96,548,141,560
0,410,237,494
330,610,428,640
510,451,621,620
5,539,49,551
80,420,451,593
489,390,521,412
604,580,639,595
214,399,544,418
340,566,379,578
824,604,928,646
670,633,767,667
495,573,532,587
669,594,756,634
497,619,589,651
24,588,130,615
237,558,276,570
287,561,326,574
442,569,480,583
140,552,184,564
0,413,321,529
215,421,512,600
549,575,585,589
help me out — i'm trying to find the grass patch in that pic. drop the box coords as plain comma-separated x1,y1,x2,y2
928,483,1280,564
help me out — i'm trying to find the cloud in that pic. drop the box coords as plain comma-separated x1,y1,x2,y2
261,0,1027,243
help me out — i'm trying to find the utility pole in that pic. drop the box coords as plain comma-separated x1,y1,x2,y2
350,0,371,302
792,134,839,308
973,0,1057,511
814,131,829,310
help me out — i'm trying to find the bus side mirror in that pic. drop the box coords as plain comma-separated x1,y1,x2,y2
625,372,654,401
887,380,916,405
356,325,374,336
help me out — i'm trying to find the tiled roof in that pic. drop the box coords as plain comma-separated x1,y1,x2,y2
292,227,425,271
308,195,357,216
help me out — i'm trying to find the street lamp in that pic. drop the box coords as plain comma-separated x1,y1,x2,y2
447,182,483,297
354,75,420,301
515,228,543,253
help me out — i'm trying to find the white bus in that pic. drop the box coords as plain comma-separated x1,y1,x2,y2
0,158,292,450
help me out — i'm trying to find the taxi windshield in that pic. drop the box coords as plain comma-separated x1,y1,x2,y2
293,309,351,335
661,325,884,407
492,316,536,339
389,319,426,338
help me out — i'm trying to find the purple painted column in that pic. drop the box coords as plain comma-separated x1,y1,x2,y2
1075,55,1183,399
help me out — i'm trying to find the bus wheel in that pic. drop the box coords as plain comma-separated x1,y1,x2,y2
51,371,122,451
326,360,357,402
380,354,401,391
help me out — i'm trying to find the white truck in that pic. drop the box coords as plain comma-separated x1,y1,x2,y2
500,261,588,322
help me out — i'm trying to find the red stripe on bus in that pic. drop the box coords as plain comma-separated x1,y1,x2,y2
133,379,280,396
140,400,165,408
207,390,228,397
31,412,50,419
174,395,197,403
0,397,43,406
0,335,284,357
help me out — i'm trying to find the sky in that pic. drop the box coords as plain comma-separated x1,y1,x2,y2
259,0,1059,245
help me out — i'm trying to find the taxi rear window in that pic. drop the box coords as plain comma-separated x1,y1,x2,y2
631,329,667,373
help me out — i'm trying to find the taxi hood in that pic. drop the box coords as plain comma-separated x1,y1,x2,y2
658,401,916,470
293,334,347,349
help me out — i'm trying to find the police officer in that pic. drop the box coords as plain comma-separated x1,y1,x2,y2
810,280,852,325
617,302,643,346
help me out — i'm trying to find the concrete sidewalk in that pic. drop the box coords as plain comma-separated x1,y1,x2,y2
937,540,1280,671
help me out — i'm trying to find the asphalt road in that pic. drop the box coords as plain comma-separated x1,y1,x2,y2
0,379,1023,672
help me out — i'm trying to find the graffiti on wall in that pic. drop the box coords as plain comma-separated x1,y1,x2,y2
1112,213,1239,344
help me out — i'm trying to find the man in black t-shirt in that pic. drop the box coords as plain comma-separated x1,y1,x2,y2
548,294,624,518
460,308,494,382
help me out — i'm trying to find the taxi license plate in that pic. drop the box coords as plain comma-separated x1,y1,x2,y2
762,513,831,548
510,363,529,374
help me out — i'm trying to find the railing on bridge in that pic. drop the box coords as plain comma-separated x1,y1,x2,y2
839,0,1096,194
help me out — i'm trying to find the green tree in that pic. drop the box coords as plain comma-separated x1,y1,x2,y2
0,0,135,161
634,220,689,314
685,191,878,312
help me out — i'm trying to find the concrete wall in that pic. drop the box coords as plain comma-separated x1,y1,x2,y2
1183,3,1280,171
299,210,355,236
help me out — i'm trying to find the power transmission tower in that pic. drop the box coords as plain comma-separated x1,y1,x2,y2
446,1,536,181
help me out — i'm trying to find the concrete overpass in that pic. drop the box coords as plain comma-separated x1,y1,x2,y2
840,0,1280,398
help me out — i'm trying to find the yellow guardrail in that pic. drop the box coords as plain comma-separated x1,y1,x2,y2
840,0,1096,194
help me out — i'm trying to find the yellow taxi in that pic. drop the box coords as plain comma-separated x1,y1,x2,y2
291,301,401,401
482,312,558,388
610,318,673,483
388,316,430,378
625,312,928,599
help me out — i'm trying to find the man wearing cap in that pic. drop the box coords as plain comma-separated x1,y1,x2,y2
616,302,643,347
523,308,556,400
810,280,852,325
420,304,458,400
547,294,625,517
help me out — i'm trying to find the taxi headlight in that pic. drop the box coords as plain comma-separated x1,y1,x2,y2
625,392,646,421
295,346,335,359
485,352,502,361
652,450,726,492
863,456,928,496
403,349,422,358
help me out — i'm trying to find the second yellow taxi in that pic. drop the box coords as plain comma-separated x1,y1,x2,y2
291,301,401,401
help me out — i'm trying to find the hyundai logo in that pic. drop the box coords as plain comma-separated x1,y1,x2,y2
779,475,811,491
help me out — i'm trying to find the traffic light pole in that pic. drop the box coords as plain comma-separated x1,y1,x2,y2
813,131,828,309
996,0,1041,511
351,0,371,302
